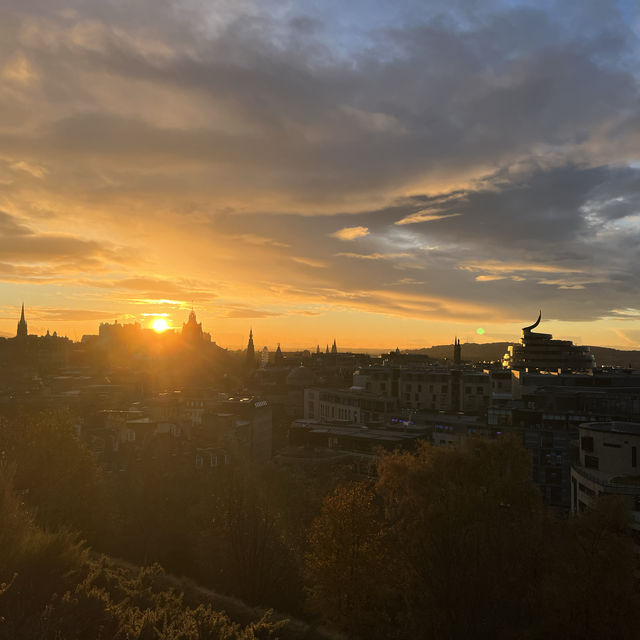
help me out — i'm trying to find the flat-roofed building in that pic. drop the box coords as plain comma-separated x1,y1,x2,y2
571,421,640,539
304,387,398,426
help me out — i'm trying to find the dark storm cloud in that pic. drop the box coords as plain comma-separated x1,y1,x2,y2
2,0,637,207
201,162,640,322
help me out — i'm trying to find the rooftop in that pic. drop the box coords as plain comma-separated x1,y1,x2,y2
579,421,640,436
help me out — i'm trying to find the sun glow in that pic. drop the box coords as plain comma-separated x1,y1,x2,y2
152,317,170,332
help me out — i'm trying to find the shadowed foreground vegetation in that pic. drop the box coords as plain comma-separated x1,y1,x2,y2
0,461,342,639
1,411,639,639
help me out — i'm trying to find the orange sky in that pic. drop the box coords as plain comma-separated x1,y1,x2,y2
1,0,640,350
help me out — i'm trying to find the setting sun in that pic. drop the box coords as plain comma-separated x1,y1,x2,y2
152,317,170,333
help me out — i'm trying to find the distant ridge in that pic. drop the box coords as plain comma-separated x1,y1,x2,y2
407,343,640,368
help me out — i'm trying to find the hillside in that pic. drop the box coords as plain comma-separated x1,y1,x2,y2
409,343,640,368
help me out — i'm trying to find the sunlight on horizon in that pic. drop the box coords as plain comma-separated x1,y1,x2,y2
152,317,170,333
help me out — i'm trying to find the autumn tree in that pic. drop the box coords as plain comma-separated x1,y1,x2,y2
305,481,398,637
305,438,640,639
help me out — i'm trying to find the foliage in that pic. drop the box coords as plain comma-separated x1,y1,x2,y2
305,482,397,637
306,438,640,640
0,410,113,545
0,463,317,639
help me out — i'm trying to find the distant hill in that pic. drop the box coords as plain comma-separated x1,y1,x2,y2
409,342,513,363
409,342,640,368
588,346,640,369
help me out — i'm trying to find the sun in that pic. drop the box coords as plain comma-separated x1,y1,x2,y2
152,317,170,333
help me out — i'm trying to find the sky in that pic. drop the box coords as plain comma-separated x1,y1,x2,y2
1,0,640,350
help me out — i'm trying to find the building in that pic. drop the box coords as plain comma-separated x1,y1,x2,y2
304,387,398,426
197,396,272,462
353,364,504,415
571,421,640,541
182,308,211,344
285,418,423,475
495,369,640,511
503,312,595,371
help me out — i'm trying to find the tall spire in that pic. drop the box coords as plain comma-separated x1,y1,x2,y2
331,338,337,354
274,342,283,365
245,327,255,368
453,336,461,365
16,302,27,339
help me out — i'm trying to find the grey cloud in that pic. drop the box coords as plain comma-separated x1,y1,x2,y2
0,210,130,270
2,0,638,212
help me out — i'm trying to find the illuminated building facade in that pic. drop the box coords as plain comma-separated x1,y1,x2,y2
503,312,594,371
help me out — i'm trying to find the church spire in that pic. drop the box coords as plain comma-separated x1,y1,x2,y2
16,302,27,339
245,328,256,368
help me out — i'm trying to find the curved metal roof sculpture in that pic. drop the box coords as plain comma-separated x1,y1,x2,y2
522,310,542,332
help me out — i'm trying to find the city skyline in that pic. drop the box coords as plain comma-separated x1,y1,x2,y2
1,0,640,348
2,302,637,354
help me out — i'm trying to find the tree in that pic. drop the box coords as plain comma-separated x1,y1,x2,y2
305,481,397,638
0,410,113,545
304,438,640,639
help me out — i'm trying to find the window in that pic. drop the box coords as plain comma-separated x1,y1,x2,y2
441,385,447,393
581,436,594,452
196,455,203,468
633,446,637,468
584,455,599,470
477,386,483,394
603,442,621,448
